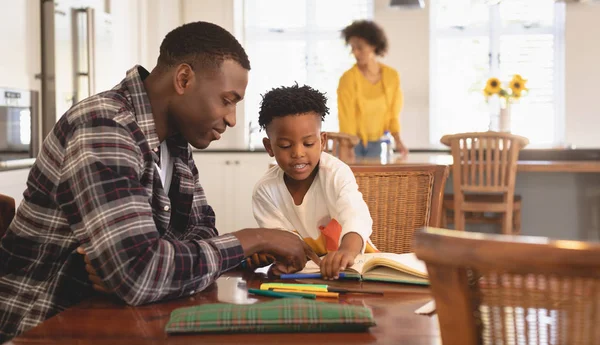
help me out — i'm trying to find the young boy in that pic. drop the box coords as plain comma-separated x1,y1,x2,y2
252,84,377,280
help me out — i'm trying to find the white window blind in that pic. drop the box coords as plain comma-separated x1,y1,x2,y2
430,0,565,147
241,0,373,147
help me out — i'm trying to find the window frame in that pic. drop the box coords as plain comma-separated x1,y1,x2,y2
429,0,566,147
236,0,374,148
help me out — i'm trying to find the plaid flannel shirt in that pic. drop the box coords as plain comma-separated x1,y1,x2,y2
0,66,245,342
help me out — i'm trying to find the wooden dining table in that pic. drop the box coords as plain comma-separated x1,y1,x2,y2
7,270,441,345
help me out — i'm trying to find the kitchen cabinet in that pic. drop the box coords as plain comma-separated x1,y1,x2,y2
0,168,30,207
192,152,274,234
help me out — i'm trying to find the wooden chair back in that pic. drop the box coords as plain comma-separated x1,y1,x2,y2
415,227,600,345
0,193,16,239
440,131,528,194
440,131,528,233
350,165,448,253
324,132,360,163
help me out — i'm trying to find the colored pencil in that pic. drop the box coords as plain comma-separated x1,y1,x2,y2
247,288,303,299
270,288,339,298
280,272,348,279
259,283,384,295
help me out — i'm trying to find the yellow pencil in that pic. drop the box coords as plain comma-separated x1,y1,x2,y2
260,283,329,292
271,288,339,298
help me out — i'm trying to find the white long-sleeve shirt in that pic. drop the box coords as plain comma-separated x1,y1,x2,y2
252,152,376,255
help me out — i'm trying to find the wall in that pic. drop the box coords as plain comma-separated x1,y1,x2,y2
181,0,247,149
375,0,431,148
564,2,600,148
0,0,41,91
109,0,145,75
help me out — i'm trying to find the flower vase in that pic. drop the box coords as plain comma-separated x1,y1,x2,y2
499,104,511,132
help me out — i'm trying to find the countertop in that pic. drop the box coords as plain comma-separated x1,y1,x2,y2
357,153,600,173
3,148,599,172
194,147,600,161
0,158,36,171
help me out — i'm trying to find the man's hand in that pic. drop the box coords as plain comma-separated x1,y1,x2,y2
244,253,276,269
233,228,321,274
76,247,111,294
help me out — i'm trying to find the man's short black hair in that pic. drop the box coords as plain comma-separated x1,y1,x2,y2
158,21,251,72
258,84,329,131
341,20,388,56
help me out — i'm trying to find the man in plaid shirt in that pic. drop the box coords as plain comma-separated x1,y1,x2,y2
0,21,317,342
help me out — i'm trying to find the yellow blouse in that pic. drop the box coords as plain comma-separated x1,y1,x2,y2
337,63,404,145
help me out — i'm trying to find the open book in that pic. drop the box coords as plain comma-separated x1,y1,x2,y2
301,252,429,285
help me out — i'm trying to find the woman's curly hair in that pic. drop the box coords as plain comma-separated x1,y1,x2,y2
341,20,388,56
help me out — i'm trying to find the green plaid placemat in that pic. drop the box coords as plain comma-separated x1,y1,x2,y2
165,298,376,334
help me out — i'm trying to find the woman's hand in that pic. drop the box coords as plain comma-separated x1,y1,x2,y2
395,141,409,158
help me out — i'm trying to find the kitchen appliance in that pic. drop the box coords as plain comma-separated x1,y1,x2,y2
0,88,41,162
40,0,114,140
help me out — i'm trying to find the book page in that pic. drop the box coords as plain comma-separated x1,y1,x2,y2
299,256,365,275
361,253,428,278
299,252,427,278
300,260,321,274
363,267,428,285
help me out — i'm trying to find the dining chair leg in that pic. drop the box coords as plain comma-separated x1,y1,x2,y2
502,211,514,235
455,210,466,231
514,209,522,235
441,207,448,228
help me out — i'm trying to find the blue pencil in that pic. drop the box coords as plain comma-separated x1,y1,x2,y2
280,272,347,279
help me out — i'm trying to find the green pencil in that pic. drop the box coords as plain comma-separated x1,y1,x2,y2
247,288,304,299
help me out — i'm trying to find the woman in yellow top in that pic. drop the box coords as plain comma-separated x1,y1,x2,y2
337,20,408,158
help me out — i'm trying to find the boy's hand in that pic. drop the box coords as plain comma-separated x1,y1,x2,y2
320,232,364,279
319,249,358,280
77,247,111,294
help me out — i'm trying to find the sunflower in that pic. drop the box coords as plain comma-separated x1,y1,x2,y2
484,77,502,96
509,75,528,98
512,74,526,82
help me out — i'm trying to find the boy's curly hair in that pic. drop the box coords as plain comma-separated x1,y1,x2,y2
258,84,329,131
341,20,388,56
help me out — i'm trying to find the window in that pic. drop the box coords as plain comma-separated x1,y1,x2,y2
430,0,565,147
239,0,373,147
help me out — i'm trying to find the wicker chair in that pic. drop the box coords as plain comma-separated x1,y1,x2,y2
415,227,600,345
350,165,448,253
0,193,15,239
324,132,360,163
440,131,529,235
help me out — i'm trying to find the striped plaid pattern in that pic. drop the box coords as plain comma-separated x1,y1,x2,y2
165,299,376,334
0,66,244,342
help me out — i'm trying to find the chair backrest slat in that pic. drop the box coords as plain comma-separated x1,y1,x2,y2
441,131,528,193
493,138,501,187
